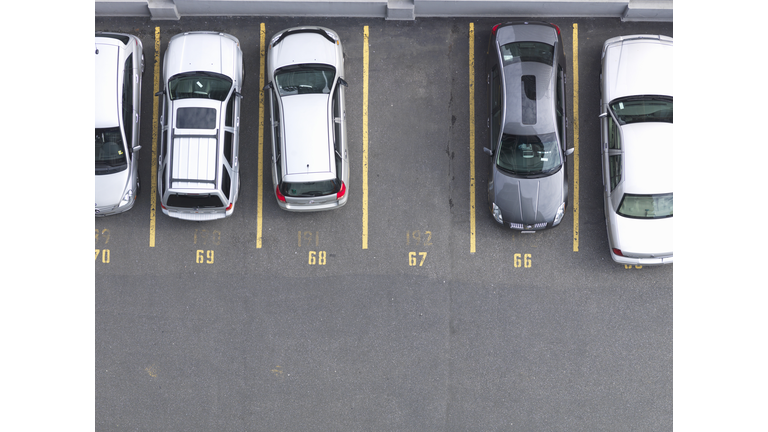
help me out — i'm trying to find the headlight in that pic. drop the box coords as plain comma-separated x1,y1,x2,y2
491,202,503,224
553,202,566,226
119,189,134,207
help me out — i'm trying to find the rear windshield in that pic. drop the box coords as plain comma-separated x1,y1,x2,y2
500,42,554,66
95,127,128,175
280,179,340,198
167,193,224,208
618,193,673,219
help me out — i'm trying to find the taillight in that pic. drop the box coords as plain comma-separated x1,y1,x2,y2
336,181,346,200
276,186,286,202
226,202,234,211
491,24,501,35
612,248,624,257
551,23,561,35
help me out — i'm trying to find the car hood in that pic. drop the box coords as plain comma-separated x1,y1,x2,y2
493,167,564,224
96,168,130,207
612,215,673,257
270,29,338,70
164,32,239,80
603,35,672,103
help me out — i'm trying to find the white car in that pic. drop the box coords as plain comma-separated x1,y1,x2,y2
265,26,349,212
157,32,244,220
600,34,673,265
95,32,143,216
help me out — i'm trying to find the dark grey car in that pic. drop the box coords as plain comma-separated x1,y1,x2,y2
484,21,573,232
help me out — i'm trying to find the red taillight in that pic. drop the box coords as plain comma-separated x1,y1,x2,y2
226,202,234,211
551,23,561,35
612,248,624,257
492,24,501,35
276,186,286,202
336,181,346,200
161,203,166,210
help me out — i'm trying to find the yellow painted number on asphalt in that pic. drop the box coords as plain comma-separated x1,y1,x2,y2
624,265,643,269
408,252,428,267
95,249,110,263
308,251,327,265
406,230,433,246
196,250,214,264
514,253,532,268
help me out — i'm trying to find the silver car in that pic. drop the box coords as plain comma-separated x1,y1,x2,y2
600,34,673,265
265,26,349,212
95,32,144,216
157,32,243,221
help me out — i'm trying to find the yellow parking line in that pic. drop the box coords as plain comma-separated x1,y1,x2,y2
362,26,370,250
149,26,160,248
257,23,266,248
469,23,476,254
572,23,580,252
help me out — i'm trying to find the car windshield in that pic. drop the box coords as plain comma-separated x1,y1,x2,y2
610,96,672,125
281,179,340,198
169,72,233,101
617,193,673,219
500,42,554,66
496,132,562,176
95,127,128,174
275,64,335,96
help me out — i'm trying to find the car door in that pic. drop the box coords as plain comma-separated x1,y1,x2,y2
223,91,240,202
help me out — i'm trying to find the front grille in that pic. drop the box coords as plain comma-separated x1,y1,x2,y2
510,222,547,230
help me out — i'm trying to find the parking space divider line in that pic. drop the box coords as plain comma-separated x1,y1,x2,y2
257,23,266,249
469,23,476,254
149,26,160,248
572,23,580,252
362,26,370,250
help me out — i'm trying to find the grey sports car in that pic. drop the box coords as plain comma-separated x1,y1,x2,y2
484,21,574,232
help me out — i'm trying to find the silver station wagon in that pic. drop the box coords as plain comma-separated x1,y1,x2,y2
600,34,673,265
484,22,574,232
265,26,349,212
157,31,244,221
95,32,144,216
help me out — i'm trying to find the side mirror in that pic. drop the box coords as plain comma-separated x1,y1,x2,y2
598,112,608,118
263,82,273,91
339,78,349,88
564,148,574,157
483,147,493,156
155,90,164,97
133,145,142,152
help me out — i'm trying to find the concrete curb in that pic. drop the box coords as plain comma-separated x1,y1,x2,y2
95,0,672,22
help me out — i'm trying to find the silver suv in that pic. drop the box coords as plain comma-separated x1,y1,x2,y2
265,26,349,211
157,32,244,221
95,32,144,216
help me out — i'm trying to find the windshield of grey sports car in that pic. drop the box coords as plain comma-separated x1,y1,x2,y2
609,96,672,125
496,132,562,176
169,72,233,101
275,64,335,96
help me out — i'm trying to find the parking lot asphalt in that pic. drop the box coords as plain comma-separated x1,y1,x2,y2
95,15,673,431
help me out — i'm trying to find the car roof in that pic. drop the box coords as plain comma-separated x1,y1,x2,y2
502,61,556,136
603,35,673,103
164,32,240,80
270,28,338,71
95,41,122,128
621,122,673,194
281,93,334,179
